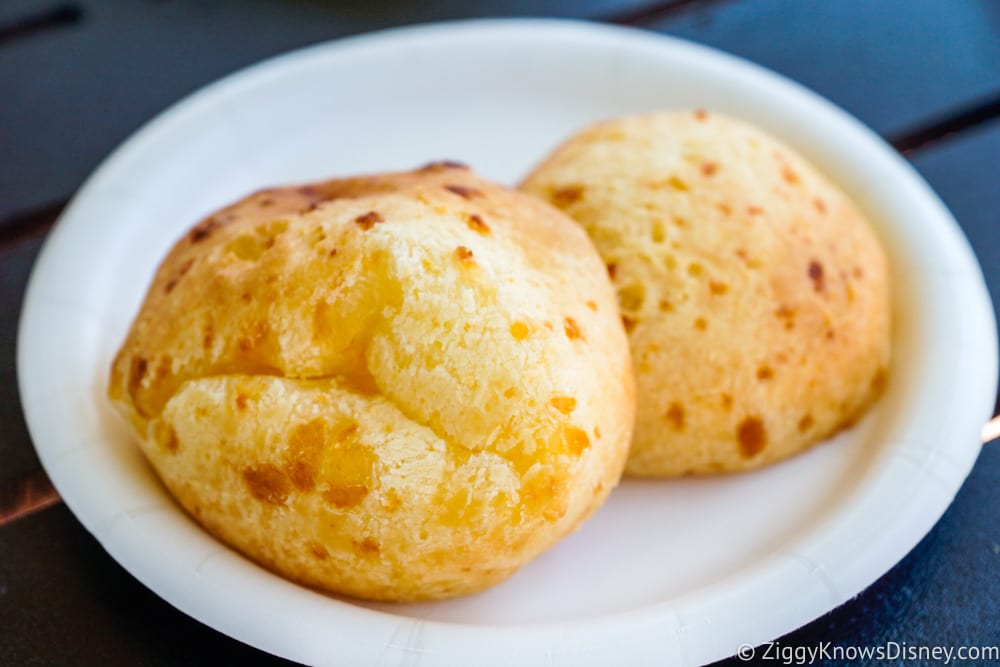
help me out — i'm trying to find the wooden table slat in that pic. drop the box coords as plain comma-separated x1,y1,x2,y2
0,234,48,489
649,0,1000,141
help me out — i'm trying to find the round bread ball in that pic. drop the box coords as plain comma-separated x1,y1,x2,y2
521,111,891,477
108,164,635,601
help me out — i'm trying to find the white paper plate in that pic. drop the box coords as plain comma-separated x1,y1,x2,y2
17,19,997,667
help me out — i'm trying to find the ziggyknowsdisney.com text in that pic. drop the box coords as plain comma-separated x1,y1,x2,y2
736,640,1000,664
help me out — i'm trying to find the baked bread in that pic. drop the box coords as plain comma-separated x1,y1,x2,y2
522,111,891,476
108,164,635,600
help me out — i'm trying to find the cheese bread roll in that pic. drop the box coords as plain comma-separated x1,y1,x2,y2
522,112,890,476
109,164,634,600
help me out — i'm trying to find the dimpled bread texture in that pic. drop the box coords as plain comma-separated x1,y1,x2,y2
521,111,891,477
108,164,635,601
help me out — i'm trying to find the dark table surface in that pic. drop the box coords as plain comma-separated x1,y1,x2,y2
2,1,999,665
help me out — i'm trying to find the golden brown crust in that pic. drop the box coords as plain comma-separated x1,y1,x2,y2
109,165,634,601
521,111,891,476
